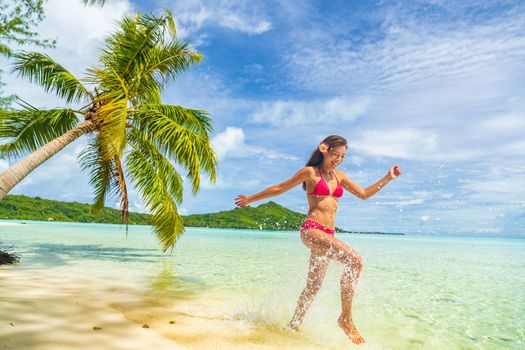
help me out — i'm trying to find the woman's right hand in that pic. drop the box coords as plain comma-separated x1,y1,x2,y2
388,165,401,179
235,194,252,207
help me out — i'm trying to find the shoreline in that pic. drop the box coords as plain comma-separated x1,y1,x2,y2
0,218,405,236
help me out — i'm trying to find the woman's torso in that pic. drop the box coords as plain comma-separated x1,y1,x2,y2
305,166,343,229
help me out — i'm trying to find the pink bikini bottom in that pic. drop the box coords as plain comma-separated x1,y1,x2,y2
300,219,335,236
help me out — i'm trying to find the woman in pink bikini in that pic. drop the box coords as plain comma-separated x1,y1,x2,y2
234,135,401,345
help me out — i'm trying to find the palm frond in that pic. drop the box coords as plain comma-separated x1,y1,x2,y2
0,108,80,160
125,143,184,251
114,155,129,223
78,135,117,213
78,73,129,220
99,12,172,80
12,52,91,103
78,135,129,222
129,40,202,104
131,104,217,194
94,69,129,161
136,104,213,135
0,43,11,57
98,103,127,158
151,201,184,252
142,40,202,82
89,11,197,104
127,128,184,204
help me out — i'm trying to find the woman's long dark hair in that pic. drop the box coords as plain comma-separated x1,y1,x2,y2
302,135,348,191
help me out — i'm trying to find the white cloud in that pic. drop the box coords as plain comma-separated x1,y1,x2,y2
40,0,131,59
278,2,525,165
161,0,272,38
2,0,132,107
37,0,131,77
351,128,439,160
377,198,426,207
205,126,300,192
462,177,525,203
211,126,299,162
200,173,261,190
286,9,525,94
478,114,525,133
250,95,371,126
220,13,271,34
502,139,525,156
211,126,245,159
459,164,525,203
371,189,453,209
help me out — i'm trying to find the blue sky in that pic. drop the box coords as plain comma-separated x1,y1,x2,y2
1,0,524,236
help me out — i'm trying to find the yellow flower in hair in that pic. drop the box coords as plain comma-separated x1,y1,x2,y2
318,142,329,153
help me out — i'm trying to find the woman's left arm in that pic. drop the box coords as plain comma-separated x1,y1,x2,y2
339,165,401,200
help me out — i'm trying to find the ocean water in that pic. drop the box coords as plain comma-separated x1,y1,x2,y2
1,220,524,349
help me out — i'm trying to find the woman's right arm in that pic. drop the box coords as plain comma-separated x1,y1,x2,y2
234,167,311,207
338,165,401,200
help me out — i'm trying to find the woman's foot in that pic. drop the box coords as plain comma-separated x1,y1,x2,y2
286,320,300,332
338,315,366,344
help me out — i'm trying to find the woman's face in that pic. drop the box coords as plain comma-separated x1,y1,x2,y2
324,145,346,167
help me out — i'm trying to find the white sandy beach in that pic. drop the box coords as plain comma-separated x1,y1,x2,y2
0,267,326,350
0,267,191,350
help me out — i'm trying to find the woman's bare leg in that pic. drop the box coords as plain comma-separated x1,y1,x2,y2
338,256,364,344
300,229,366,344
288,250,329,330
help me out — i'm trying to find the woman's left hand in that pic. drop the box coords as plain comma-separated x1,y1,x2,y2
235,194,251,207
388,165,401,179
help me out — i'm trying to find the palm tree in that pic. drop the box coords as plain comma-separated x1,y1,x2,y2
0,11,217,251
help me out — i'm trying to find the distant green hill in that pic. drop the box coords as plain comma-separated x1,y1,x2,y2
182,201,311,231
0,195,315,231
0,195,403,234
0,194,152,224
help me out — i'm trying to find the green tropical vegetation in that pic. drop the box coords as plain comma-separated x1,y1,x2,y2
0,194,359,232
0,194,404,235
0,194,151,224
0,194,309,230
184,201,309,231
0,11,217,251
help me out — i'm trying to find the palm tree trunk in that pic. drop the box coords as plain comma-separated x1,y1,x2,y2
0,120,96,200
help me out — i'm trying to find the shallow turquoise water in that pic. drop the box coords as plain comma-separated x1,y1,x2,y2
1,220,524,349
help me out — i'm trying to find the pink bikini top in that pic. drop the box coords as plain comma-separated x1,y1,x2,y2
307,167,344,198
